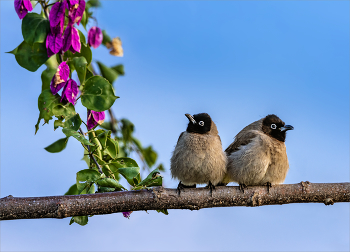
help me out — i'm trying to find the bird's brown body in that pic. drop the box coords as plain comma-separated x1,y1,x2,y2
223,115,292,186
171,117,227,186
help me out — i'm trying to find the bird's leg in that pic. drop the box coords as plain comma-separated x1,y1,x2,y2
205,181,215,196
176,182,196,195
239,184,247,193
265,182,272,193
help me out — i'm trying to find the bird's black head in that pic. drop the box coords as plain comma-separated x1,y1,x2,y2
186,113,212,134
262,114,294,142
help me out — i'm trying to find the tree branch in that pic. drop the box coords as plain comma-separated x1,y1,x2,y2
0,182,349,221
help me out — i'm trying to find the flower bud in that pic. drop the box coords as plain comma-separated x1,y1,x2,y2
88,27,103,49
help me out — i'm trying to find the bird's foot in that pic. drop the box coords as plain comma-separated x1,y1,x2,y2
239,184,247,193
265,182,272,193
176,182,196,195
205,181,216,196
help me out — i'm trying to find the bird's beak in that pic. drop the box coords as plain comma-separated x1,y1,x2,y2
185,114,196,124
280,125,294,132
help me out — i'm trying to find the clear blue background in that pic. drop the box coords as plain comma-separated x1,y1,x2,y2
1,1,349,251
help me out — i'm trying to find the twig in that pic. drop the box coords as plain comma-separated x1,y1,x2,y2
0,182,349,220
78,127,103,174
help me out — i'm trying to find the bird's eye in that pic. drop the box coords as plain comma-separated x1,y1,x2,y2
199,121,204,126
271,124,277,129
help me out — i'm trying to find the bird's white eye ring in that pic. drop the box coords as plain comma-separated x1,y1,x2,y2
199,121,204,126
271,124,277,129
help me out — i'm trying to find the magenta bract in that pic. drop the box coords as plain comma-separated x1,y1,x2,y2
68,0,86,25
61,79,79,104
46,32,64,57
88,27,103,49
62,25,81,53
49,1,67,34
87,110,105,130
50,62,70,95
14,0,33,19
122,212,132,219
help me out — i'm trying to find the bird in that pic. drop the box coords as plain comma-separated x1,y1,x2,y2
170,113,227,195
223,114,294,192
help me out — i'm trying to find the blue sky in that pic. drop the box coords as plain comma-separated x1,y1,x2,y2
1,1,349,251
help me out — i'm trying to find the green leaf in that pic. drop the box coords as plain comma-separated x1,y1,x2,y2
111,64,125,76
78,29,87,47
96,130,109,148
142,146,158,167
105,137,118,159
82,149,90,167
62,42,92,66
87,0,101,7
54,114,82,131
85,68,94,81
137,168,162,187
132,137,142,150
52,103,76,118
65,184,79,195
121,119,134,143
77,169,101,183
98,187,115,192
81,76,118,112
96,178,125,190
62,128,94,146
118,167,140,186
71,216,88,226
7,41,48,72
41,67,56,91
81,11,88,31
99,122,113,131
156,209,169,215
102,30,111,45
156,163,165,172
35,89,62,134
96,61,118,85
44,137,69,153
72,56,87,84
109,157,139,168
22,13,50,45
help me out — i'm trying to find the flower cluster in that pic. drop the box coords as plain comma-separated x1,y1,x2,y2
50,62,79,105
46,0,85,57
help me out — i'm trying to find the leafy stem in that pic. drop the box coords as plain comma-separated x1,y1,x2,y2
78,127,103,174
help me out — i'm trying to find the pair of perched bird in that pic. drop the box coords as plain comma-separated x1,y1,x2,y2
170,113,294,193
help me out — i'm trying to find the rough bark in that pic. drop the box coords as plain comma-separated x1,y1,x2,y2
0,182,349,221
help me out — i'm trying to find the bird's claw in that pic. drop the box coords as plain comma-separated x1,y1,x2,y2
239,184,247,193
176,182,196,196
265,182,272,193
205,181,215,196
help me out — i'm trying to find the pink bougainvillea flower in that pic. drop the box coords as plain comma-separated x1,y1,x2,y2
50,62,70,95
88,27,103,49
68,0,79,6
46,32,64,57
122,212,132,219
62,25,81,53
61,79,79,104
14,0,33,19
87,110,105,130
68,0,85,25
49,0,67,34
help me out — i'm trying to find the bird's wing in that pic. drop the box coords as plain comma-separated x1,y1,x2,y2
176,132,185,145
225,132,271,184
225,130,258,154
